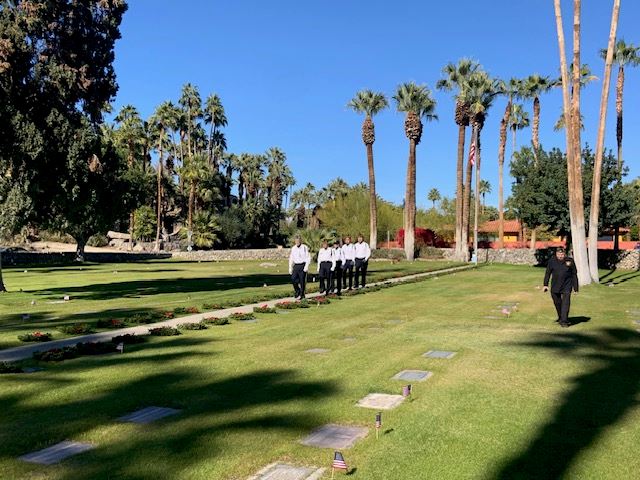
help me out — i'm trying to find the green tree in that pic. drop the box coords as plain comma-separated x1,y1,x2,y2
133,205,156,241
479,180,491,212
179,153,211,235
393,82,437,260
427,188,441,208
181,211,219,249
204,93,228,169
348,89,389,250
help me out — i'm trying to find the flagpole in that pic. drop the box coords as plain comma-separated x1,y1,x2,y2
331,467,335,479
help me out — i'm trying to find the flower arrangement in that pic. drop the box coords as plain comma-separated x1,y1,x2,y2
229,312,256,321
174,306,200,315
275,301,299,310
149,326,181,336
203,302,224,311
33,346,78,362
253,304,277,314
58,323,94,335
162,311,175,319
18,331,53,343
96,318,126,329
202,316,230,326
314,296,331,305
128,312,163,324
111,334,145,344
178,322,208,330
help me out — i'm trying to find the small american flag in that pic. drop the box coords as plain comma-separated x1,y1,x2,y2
468,143,476,166
375,412,382,429
332,451,348,470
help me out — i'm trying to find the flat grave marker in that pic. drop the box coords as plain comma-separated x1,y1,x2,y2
22,367,44,374
423,350,457,359
19,441,94,465
300,424,368,449
342,337,357,342
392,370,432,382
305,348,330,354
118,406,181,424
356,393,405,410
248,463,325,480
386,319,402,325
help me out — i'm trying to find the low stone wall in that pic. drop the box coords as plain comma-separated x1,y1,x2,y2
1,251,171,266
171,248,290,262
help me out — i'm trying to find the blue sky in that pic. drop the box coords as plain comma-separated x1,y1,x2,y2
111,0,640,209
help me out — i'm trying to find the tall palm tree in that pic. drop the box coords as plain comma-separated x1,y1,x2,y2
178,83,202,159
347,90,389,250
220,153,238,207
520,74,553,153
496,78,522,248
588,0,621,282
393,82,437,261
437,59,480,260
180,153,211,236
291,182,317,228
508,103,532,250
460,71,499,259
479,180,491,213
427,188,441,208
204,93,228,169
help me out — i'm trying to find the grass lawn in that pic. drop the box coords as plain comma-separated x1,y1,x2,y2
1,264,639,479
0,259,458,349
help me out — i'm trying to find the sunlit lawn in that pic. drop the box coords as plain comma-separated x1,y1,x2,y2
0,265,639,479
0,259,458,349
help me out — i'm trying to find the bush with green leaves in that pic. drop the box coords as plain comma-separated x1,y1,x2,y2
202,316,230,326
149,326,181,336
178,322,208,330
174,306,200,315
0,362,23,374
203,302,224,311
33,347,78,362
18,331,53,342
180,211,219,249
229,312,256,321
253,305,277,314
87,233,109,247
96,318,127,329
218,205,250,248
133,205,157,242
58,323,94,335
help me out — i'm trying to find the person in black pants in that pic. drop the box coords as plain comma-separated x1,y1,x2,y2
317,239,335,295
342,236,355,290
331,240,344,294
354,234,371,288
543,247,579,328
289,235,311,300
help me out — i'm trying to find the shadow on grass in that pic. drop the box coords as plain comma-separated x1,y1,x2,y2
494,328,640,479
0,336,338,479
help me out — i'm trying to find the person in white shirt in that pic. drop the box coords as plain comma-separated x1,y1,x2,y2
316,239,335,295
341,235,356,290
330,239,345,294
289,235,311,299
354,233,371,288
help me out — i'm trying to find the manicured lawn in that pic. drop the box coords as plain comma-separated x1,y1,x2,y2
0,259,458,349
0,265,639,479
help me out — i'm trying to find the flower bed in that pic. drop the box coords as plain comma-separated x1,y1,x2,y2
96,318,126,329
58,323,94,335
202,302,224,311
178,322,208,330
111,334,145,344
313,296,331,305
33,346,78,362
75,341,118,356
0,362,23,374
149,326,181,336
174,306,200,315
275,301,299,310
326,293,342,300
18,331,53,343
229,312,256,321
202,316,230,326
253,305,277,314
128,311,165,324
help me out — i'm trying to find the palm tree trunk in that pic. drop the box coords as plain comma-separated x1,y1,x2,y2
462,126,475,261
588,0,619,282
455,123,466,260
530,228,537,250
472,128,481,262
154,134,164,252
366,142,378,250
188,181,195,232
498,102,510,249
532,96,541,151
0,250,6,292
128,212,134,251
404,139,417,261
616,65,624,177
207,122,214,164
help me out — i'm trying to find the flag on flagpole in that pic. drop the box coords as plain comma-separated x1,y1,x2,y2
332,451,348,471
468,143,476,166
375,412,382,429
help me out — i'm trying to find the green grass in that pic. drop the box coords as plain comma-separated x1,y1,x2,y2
0,259,458,349
0,264,639,479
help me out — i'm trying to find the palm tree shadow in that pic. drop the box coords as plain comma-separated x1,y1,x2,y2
493,328,640,479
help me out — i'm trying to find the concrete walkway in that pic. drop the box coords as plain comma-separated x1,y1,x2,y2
0,264,476,362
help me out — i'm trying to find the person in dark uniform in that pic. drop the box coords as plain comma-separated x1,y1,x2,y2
543,247,579,328
289,235,311,300
331,239,344,294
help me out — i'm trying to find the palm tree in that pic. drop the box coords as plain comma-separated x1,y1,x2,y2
347,90,389,250
588,0,621,282
427,188,441,208
220,153,238,207
437,59,480,260
178,83,202,159
479,180,491,213
179,153,211,237
496,78,522,248
520,74,553,153
204,93,228,169
393,82,437,261
326,178,349,205
266,147,293,211
291,182,317,228
509,104,530,153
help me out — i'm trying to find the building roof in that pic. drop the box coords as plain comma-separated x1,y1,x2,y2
479,219,521,234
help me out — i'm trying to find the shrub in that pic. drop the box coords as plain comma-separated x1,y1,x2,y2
133,205,156,242
149,326,181,336
178,322,208,330
253,305,277,314
33,347,78,362
416,245,444,259
58,323,94,335
128,312,164,324
174,306,199,315
96,318,126,329
203,302,224,311
326,293,342,300
297,300,310,309
313,296,330,305
162,311,175,319
275,301,299,310
87,234,109,247
0,362,22,374
75,342,117,356
202,316,229,326
112,334,145,344
18,331,53,342
229,312,256,321
371,248,406,260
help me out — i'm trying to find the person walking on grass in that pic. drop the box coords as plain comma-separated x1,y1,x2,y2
289,235,311,300
543,247,578,328
342,235,356,290
317,239,335,295
331,239,345,295
354,233,371,289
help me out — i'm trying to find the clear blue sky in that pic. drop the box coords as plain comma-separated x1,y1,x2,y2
111,0,640,209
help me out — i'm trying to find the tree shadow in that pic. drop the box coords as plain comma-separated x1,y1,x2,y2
493,328,640,479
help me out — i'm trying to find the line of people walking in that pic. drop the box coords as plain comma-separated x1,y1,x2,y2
289,234,371,300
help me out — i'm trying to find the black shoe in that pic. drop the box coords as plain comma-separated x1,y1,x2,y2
560,322,570,328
